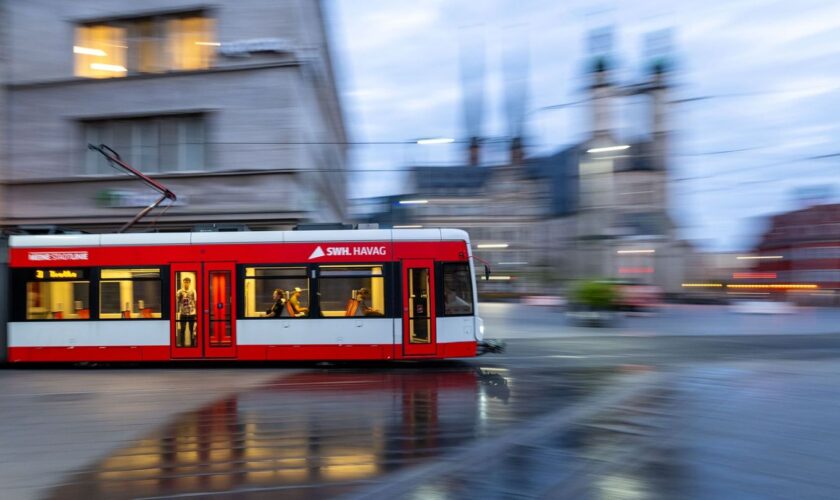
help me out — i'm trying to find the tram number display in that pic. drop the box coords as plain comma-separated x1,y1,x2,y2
32,269,87,280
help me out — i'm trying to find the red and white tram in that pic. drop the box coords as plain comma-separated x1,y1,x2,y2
3,229,486,363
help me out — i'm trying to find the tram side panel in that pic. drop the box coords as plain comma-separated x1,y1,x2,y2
236,318,396,361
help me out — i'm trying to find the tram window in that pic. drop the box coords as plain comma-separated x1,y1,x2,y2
243,267,309,318
25,270,90,320
442,263,474,316
100,268,162,319
318,265,385,318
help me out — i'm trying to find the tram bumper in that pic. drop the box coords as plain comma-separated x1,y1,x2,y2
477,339,505,355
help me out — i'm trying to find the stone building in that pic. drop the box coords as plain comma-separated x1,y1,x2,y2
360,28,691,294
0,0,346,232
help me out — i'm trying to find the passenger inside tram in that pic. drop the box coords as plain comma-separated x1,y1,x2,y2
287,287,309,317
264,288,287,318
355,288,383,317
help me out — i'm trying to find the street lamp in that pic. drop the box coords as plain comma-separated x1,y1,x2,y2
587,145,630,154
416,137,455,145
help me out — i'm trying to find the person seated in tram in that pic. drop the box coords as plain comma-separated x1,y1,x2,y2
265,288,286,318
356,288,383,317
288,287,309,317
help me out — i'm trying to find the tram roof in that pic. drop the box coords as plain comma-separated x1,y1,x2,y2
9,228,470,248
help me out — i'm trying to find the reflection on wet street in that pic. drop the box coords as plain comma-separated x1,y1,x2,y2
17,348,840,499
46,365,623,499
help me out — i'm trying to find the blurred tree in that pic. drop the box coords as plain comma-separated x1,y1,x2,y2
571,280,617,310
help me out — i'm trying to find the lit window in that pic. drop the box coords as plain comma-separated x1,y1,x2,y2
74,13,215,78
167,16,216,71
25,269,90,320
318,265,386,318
100,269,162,319
74,25,128,78
243,267,309,318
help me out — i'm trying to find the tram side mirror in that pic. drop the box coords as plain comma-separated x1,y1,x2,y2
484,265,490,282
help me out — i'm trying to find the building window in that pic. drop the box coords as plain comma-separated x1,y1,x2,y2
83,114,205,174
243,267,309,318
100,268,162,319
441,263,474,316
74,12,215,78
74,25,128,78
24,269,90,320
318,265,386,317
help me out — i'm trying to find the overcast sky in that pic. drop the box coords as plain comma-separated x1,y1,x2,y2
325,0,840,251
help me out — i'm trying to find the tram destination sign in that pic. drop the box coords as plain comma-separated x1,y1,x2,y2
32,269,88,280
28,251,89,262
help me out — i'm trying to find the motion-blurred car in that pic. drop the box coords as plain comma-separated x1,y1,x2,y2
522,295,567,308
730,300,796,315
566,308,619,327
617,284,662,312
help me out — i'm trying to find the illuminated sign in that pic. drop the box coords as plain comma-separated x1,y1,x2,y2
33,269,86,280
308,245,388,260
28,251,89,262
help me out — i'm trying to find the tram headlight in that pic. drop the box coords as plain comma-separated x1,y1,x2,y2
477,318,485,341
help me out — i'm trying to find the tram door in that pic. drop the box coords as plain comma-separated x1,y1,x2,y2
402,259,437,356
170,262,237,359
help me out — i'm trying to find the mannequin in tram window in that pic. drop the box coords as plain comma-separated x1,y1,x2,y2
177,276,197,346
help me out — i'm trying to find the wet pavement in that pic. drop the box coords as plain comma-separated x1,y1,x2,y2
19,356,840,500
3,326,840,498
42,365,623,499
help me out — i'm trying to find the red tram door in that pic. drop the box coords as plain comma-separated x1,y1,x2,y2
170,262,237,359
204,262,236,358
402,259,437,357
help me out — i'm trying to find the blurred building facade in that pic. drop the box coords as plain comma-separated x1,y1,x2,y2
750,203,840,289
568,45,690,295
360,29,690,294
0,0,346,232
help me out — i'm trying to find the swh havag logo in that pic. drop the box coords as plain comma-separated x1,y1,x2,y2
308,246,326,260
308,245,387,260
